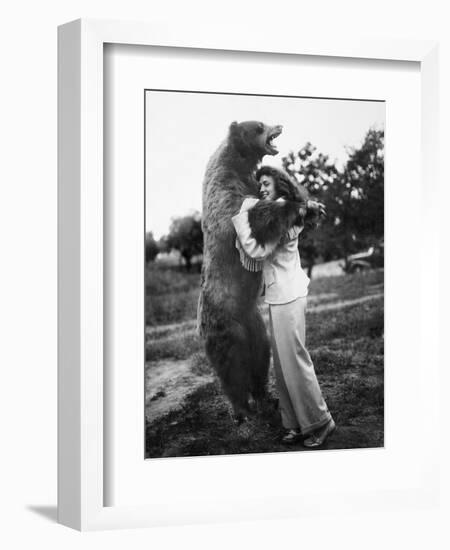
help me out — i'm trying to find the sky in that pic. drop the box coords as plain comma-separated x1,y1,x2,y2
145,91,385,239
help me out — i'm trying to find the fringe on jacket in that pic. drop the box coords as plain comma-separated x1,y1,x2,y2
236,239,264,272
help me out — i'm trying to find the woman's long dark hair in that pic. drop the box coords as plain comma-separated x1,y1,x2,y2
255,165,308,203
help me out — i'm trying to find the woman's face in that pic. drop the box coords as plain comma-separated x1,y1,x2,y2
259,174,277,201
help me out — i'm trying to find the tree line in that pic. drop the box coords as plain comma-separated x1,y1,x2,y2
145,212,203,271
146,128,384,275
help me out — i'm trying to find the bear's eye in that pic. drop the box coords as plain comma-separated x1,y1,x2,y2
257,123,264,134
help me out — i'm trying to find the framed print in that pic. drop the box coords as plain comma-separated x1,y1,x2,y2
58,19,439,530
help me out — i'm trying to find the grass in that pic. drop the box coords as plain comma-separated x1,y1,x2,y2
145,264,384,458
145,263,201,326
146,330,203,362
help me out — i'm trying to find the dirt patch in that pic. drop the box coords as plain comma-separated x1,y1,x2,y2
145,358,213,423
311,292,383,313
146,319,197,341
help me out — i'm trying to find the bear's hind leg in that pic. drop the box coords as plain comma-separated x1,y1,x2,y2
247,310,272,412
205,321,253,425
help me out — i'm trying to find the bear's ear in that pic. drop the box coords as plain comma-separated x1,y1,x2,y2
229,120,250,157
229,121,240,135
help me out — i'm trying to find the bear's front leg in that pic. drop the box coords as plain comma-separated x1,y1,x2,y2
247,198,305,246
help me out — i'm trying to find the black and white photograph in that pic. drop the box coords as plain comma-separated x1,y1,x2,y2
144,90,385,459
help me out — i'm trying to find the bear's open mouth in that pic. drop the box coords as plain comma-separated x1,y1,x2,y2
265,126,282,155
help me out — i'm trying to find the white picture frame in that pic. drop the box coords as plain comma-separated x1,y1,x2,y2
58,18,439,531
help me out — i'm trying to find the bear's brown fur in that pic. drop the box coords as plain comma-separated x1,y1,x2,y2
198,121,305,423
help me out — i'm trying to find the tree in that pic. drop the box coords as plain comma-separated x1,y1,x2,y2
165,212,203,271
282,129,384,273
145,232,160,262
282,142,339,276
344,128,384,242
324,128,384,267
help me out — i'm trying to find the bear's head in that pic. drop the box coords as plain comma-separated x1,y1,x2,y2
228,121,283,159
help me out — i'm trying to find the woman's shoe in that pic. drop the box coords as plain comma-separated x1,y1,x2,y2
281,429,302,444
303,418,336,448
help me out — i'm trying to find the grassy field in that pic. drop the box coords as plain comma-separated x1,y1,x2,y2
145,262,384,458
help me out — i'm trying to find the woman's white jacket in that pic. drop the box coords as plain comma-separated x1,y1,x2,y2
232,197,310,305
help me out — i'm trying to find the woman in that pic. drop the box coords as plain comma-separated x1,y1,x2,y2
231,166,335,447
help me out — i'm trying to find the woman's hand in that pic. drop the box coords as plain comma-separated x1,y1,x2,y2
306,200,326,218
